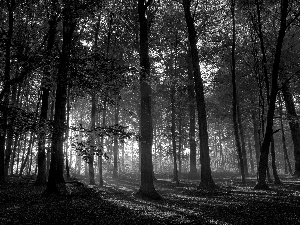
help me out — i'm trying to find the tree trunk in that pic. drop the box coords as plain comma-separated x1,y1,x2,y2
89,92,96,185
65,86,71,179
230,0,245,184
186,52,198,178
281,82,300,177
0,0,15,184
248,138,255,175
271,136,281,184
182,0,215,189
10,134,20,175
237,103,249,177
36,7,58,185
113,95,120,179
279,94,293,175
17,134,26,175
178,114,182,176
99,97,106,187
251,109,260,172
45,1,77,194
136,0,161,200
121,141,125,173
171,84,179,184
218,123,225,168
255,1,288,190
46,98,55,180
19,132,35,176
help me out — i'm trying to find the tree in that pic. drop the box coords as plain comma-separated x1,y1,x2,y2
186,52,198,178
182,0,215,189
255,1,289,190
0,0,15,184
230,0,245,184
136,0,161,200
113,95,120,179
45,0,77,194
36,1,59,185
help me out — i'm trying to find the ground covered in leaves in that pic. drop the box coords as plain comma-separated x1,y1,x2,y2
1,173,300,224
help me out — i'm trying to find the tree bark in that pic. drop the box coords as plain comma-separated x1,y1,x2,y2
45,1,77,194
182,0,215,189
36,7,58,185
186,52,198,178
255,1,288,190
136,0,161,200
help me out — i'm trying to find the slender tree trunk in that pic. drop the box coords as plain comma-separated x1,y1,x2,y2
281,82,300,177
88,16,101,185
85,162,88,177
17,134,26,175
99,98,106,187
65,86,71,179
237,103,249,177
248,138,255,175
113,95,120,179
28,140,34,175
178,113,182,176
182,0,215,189
10,134,19,175
136,0,161,200
218,123,225,168
121,141,125,173
45,1,77,194
230,0,245,184
46,98,55,180
279,94,293,175
271,136,281,184
255,0,270,102
251,109,260,172
89,92,96,185
255,1,288,190
171,84,179,184
76,155,81,176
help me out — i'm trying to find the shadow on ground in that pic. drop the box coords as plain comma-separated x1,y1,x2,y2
1,174,300,224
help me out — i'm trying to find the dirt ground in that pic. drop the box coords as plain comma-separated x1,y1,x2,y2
0,173,300,224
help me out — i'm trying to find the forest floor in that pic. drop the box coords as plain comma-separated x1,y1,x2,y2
0,173,300,225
